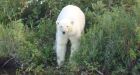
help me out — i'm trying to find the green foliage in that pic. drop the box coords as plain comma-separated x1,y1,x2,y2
0,0,24,24
35,18,56,65
0,20,25,57
73,6,140,74
0,0,140,74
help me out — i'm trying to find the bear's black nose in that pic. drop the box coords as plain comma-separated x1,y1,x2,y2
62,31,65,34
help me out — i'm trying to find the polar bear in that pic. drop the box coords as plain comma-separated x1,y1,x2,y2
55,5,85,67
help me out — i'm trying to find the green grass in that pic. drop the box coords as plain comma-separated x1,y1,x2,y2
0,0,140,74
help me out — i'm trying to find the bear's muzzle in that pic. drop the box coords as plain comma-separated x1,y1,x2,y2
62,31,65,34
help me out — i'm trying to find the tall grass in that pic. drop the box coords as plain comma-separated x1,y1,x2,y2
73,4,140,75
0,0,140,74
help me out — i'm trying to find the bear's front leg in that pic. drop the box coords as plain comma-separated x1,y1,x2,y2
69,37,80,60
56,34,68,67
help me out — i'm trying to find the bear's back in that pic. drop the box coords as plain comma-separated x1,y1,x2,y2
57,5,85,32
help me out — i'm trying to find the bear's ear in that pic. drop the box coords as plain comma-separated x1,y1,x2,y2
70,20,74,25
56,21,59,25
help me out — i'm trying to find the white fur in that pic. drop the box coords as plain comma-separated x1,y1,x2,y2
55,5,85,67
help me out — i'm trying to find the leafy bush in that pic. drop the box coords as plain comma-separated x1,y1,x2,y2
73,6,140,74
35,18,56,66
0,0,140,74
0,0,25,24
16,18,57,72
0,20,25,57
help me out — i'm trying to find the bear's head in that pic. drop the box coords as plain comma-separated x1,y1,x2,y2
56,19,74,35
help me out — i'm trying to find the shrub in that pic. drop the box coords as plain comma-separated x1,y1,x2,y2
0,0,25,24
0,0,140,74
73,6,139,74
35,18,56,66
0,20,25,57
17,18,57,72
